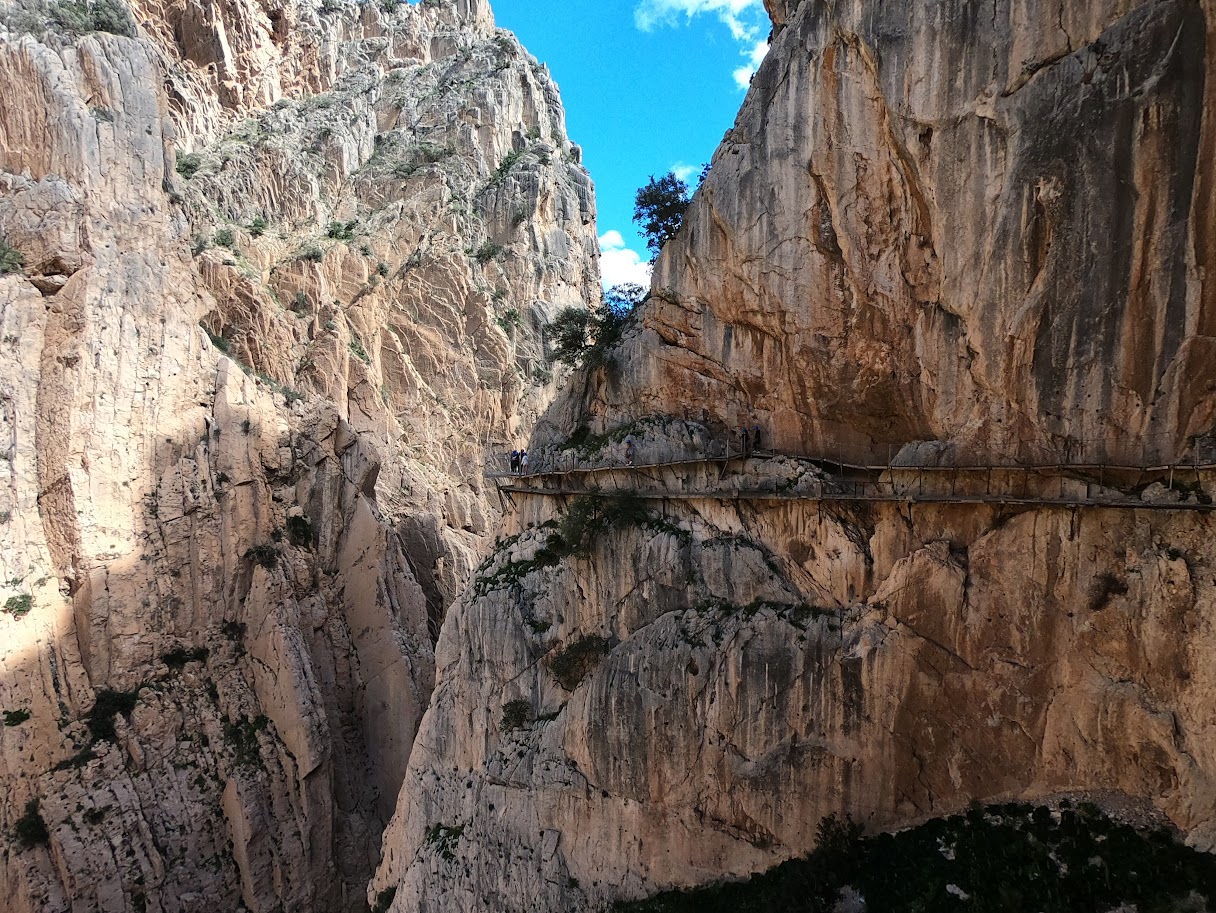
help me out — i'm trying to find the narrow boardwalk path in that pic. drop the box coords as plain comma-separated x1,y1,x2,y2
488,453,1216,512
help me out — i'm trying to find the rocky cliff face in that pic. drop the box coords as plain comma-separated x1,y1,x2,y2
540,0,1216,467
377,1,1216,911
0,0,597,910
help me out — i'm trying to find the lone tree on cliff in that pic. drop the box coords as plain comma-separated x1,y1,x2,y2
634,172,689,260
547,283,645,368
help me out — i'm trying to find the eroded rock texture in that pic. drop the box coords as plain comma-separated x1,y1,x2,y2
540,0,1216,466
378,1,1216,911
0,0,597,910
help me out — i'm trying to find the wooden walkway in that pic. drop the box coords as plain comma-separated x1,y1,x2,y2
489,454,1216,512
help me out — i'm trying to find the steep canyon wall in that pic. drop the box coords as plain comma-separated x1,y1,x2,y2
0,0,598,910
377,1,1216,911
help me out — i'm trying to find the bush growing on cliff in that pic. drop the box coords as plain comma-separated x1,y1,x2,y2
4,594,32,617
245,544,279,570
473,240,504,263
4,708,31,727
13,799,49,849
86,687,140,742
546,283,643,369
634,172,689,260
547,634,611,690
224,714,268,770
176,152,203,179
500,699,531,731
326,220,357,241
371,887,397,913
50,0,135,37
424,823,464,861
0,236,24,275
554,494,650,555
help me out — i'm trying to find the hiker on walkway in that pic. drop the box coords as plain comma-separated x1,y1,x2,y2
520,450,529,474
510,450,520,474
740,425,750,458
625,437,636,467
752,421,762,454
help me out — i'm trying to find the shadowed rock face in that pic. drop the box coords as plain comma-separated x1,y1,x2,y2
539,0,1215,466
0,0,597,910
376,2,1216,912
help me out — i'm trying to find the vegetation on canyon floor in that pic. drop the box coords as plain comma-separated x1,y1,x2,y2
616,803,1216,913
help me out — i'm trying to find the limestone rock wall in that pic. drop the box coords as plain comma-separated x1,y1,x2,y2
377,1,1216,911
538,0,1216,466
376,489,1216,912
0,0,598,910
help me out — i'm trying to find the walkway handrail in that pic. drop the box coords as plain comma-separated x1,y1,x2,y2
487,452,1216,480
489,456,1215,513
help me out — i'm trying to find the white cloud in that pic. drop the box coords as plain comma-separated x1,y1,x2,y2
671,162,698,183
635,0,770,89
733,38,769,88
599,230,653,290
635,0,763,39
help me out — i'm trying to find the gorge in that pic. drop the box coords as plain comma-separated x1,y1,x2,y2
2,0,1216,911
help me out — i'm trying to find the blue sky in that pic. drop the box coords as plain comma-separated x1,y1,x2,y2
487,0,771,289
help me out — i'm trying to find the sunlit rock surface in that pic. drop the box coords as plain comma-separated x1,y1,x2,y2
0,0,597,909
377,1,1216,911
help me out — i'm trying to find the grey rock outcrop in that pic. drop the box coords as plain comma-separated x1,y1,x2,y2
0,0,598,910
377,1,1216,911
539,0,1216,467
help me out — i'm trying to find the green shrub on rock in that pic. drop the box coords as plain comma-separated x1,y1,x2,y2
0,236,24,274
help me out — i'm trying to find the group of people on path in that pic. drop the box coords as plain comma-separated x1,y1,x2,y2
509,449,529,474
739,421,763,456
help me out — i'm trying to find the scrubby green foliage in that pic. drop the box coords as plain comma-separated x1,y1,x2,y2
424,823,464,861
3,708,31,726
200,325,229,354
245,544,279,569
213,228,235,249
473,241,504,263
562,416,663,457
634,172,689,260
286,515,313,548
495,308,521,334
487,148,524,187
546,283,642,369
176,152,203,179
617,804,1216,913
500,699,531,731
247,216,267,237
0,236,25,274
14,799,49,849
472,496,683,598
554,494,650,554
162,646,209,670
224,714,268,770
548,635,611,690
326,220,357,241
51,0,135,36
4,594,32,617
349,339,370,364
86,687,140,742
390,141,454,179
371,887,397,913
